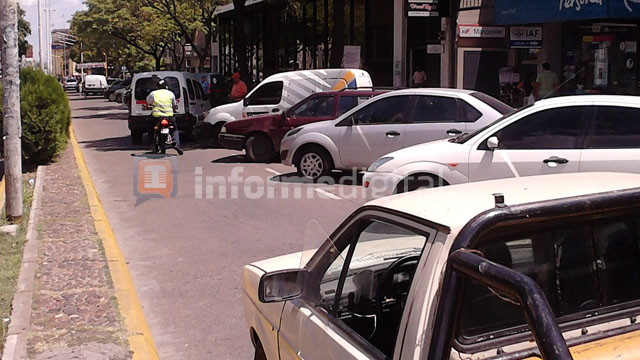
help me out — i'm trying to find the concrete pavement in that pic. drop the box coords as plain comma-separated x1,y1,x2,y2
70,94,368,359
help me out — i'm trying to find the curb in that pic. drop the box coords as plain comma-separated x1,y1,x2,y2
1,166,46,360
69,125,159,360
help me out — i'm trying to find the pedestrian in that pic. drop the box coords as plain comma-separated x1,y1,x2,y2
200,75,210,95
412,66,427,88
517,72,536,106
229,72,248,102
535,62,559,100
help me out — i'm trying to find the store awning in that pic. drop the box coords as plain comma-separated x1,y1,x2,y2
495,0,640,25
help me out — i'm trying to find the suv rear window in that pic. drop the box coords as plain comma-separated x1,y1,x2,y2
457,215,640,346
134,76,181,100
470,92,513,115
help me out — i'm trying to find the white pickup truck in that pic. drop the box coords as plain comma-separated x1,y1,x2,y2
243,172,640,360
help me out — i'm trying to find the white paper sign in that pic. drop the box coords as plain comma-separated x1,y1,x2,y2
343,46,361,68
459,26,506,38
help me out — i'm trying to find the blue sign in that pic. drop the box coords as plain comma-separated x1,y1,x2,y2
495,0,640,25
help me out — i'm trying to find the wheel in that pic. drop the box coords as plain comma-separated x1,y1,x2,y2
108,93,116,102
210,122,224,147
246,134,275,163
395,174,448,194
295,146,333,181
116,94,122,103
131,130,143,145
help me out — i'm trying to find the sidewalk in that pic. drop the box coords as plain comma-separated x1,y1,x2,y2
25,146,130,359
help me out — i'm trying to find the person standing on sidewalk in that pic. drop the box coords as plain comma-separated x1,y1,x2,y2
229,73,248,102
535,62,559,100
411,66,427,88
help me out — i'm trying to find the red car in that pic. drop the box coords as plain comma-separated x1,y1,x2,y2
218,90,386,162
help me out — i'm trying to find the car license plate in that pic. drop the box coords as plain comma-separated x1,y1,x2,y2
161,128,170,134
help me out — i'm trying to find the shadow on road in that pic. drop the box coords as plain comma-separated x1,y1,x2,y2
211,154,249,163
80,135,212,152
270,171,363,186
73,112,129,121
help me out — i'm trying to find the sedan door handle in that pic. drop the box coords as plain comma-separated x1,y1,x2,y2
386,130,401,137
447,128,463,136
543,156,569,165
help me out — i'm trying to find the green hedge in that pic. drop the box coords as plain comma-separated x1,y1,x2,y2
0,67,70,164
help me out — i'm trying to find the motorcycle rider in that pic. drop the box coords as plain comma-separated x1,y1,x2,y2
146,78,183,155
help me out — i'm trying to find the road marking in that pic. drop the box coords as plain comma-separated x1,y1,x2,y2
96,110,128,115
70,124,159,360
314,188,342,200
265,168,282,176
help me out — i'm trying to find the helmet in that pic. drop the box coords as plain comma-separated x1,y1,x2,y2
157,79,168,89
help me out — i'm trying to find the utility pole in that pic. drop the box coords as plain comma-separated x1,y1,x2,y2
37,0,44,69
0,0,25,223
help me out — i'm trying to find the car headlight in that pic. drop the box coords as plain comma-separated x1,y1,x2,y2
285,127,303,138
368,157,394,172
220,125,227,133
202,110,211,118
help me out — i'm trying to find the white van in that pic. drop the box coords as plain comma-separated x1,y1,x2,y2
202,69,373,141
129,71,212,144
82,75,108,97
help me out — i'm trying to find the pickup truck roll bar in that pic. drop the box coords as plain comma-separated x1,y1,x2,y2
427,187,640,360
447,250,572,360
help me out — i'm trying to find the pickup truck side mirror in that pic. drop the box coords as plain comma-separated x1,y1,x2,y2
258,269,307,303
486,136,500,150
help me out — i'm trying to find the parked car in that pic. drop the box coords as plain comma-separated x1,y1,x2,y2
82,75,108,97
203,69,374,144
363,95,640,196
280,89,512,180
129,71,212,144
243,172,640,360
63,77,79,92
105,78,132,101
114,85,130,104
218,89,386,162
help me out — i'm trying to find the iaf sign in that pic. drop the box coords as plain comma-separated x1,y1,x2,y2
509,26,543,49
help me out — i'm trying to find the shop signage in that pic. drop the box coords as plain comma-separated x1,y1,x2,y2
509,26,542,48
407,0,439,17
459,25,506,38
495,0,640,25
76,62,106,69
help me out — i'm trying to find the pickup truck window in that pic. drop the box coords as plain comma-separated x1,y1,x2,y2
319,220,429,358
456,215,640,347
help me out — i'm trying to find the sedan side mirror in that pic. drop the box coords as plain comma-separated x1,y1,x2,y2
258,269,307,303
486,136,500,150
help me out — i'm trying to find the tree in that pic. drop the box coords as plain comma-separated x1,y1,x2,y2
70,0,175,71
141,0,223,72
17,3,31,58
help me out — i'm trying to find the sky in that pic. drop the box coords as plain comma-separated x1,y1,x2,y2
18,0,86,59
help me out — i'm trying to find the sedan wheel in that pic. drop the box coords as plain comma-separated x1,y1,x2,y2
296,148,332,181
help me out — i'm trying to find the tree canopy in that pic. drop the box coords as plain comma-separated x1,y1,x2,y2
18,4,32,58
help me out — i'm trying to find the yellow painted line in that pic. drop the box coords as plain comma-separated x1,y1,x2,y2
0,177,5,211
69,124,159,360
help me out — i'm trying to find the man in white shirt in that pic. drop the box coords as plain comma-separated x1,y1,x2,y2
412,66,427,88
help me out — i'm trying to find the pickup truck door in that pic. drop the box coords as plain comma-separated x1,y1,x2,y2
278,216,434,360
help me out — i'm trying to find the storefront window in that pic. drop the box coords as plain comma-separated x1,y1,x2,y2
563,22,639,95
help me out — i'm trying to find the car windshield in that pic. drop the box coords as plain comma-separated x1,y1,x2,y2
449,106,525,144
470,92,514,115
134,76,181,100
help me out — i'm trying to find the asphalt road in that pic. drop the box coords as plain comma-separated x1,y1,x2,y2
70,94,368,359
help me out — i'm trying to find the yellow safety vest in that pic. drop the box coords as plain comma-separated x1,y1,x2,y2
150,89,175,117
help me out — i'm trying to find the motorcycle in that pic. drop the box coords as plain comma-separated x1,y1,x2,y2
153,117,177,154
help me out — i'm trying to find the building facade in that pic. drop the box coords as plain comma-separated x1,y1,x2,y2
214,0,640,104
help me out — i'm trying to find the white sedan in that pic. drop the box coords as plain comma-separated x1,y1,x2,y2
363,95,640,197
280,89,512,180
242,172,640,360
